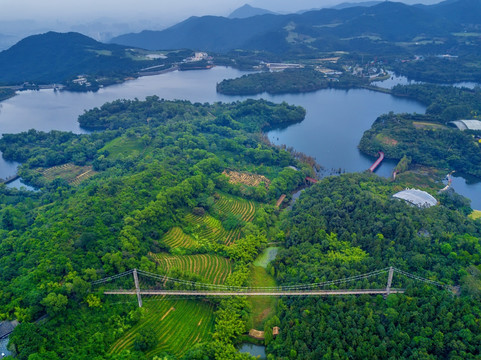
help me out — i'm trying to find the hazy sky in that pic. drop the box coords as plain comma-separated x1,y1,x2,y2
0,0,442,23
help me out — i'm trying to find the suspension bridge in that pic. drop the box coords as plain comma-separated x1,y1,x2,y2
92,267,451,308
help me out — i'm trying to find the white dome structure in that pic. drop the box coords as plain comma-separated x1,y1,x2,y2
393,189,438,208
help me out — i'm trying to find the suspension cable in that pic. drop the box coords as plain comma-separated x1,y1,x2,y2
91,267,452,293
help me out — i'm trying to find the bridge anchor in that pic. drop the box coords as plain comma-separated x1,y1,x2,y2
384,266,394,298
133,268,143,308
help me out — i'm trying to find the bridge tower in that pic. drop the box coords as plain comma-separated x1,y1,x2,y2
384,266,394,298
133,268,143,308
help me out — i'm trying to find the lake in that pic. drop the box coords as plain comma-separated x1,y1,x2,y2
0,66,478,208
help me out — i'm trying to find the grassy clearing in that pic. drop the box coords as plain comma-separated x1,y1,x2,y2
469,210,481,220
161,227,198,250
395,165,444,189
40,163,97,185
101,137,147,159
247,265,277,330
89,49,112,56
375,133,398,146
110,297,215,358
254,247,280,268
413,121,447,130
150,253,233,284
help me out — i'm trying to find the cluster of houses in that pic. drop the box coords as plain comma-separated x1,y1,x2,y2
71,75,92,87
183,52,211,63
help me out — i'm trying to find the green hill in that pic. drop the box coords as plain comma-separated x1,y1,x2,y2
0,31,159,85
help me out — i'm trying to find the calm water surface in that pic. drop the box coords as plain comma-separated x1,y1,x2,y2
0,66,478,207
266,88,425,176
450,176,481,209
239,343,266,359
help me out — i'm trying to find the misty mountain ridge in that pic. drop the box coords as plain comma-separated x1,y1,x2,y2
330,1,383,10
228,4,276,18
110,0,480,53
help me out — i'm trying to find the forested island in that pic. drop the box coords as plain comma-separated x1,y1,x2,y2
216,69,371,96
360,84,481,177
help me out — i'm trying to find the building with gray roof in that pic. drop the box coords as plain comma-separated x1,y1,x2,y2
0,321,18,340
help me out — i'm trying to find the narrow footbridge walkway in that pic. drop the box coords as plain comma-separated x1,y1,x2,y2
92,267,451,308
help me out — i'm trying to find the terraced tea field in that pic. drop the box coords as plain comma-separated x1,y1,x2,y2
185,213,242,246
161,227,198,249
159,194,256,248
150,253,233,284
215,194,256,222
39,163,97,185
113,194,258,357
110,297,215,358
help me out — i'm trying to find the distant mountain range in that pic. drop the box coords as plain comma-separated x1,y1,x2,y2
228,4,276,18
111,0,481,53
0,32,154,84
330,1,382,10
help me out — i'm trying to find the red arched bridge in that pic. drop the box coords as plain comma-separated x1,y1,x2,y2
92,267,452,308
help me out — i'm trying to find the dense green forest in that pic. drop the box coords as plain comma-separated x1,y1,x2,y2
0,97,309,359
391,56,481,84
216,69,370,96
391,83,481,122
268,173,481,359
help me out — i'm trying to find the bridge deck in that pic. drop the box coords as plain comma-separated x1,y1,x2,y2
369,151,385,172
104,289,405,296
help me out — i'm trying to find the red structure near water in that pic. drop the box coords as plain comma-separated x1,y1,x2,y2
369,151,385,172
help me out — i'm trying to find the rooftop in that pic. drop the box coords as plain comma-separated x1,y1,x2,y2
393,189,437,208
449,119,481,131
0,321,18,339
